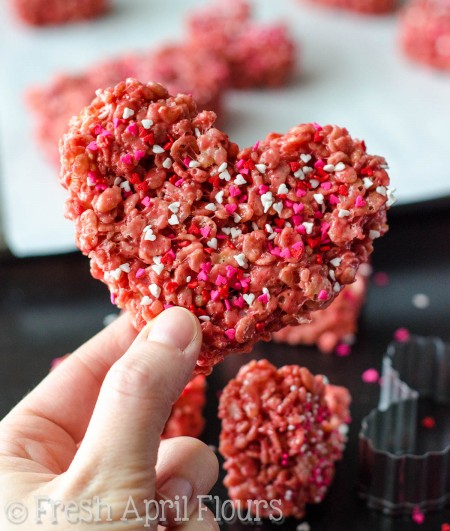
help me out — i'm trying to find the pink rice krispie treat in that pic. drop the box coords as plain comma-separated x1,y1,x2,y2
12,0,108,26
27,48,225,166
218,359,351,519
272,268,367,353
187,0,297,88
308,0,396,14
59,78,391,375
400,0,450,71
162,375,207,439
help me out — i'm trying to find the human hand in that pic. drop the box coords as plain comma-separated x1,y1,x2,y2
0,307,219,530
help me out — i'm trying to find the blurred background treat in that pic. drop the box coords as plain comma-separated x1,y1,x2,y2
12,0,109,26
306,0,397,15
400,0,450,71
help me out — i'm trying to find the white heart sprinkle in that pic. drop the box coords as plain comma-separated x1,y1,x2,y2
168,214,179,225
152,145,165,154
369,230,381,239
324,164,335,172
335,162,346,172
120,181,131,192
234,253,247,268
233,213,242,223
153,256,162,265
300,154,311,163
222,227,231,235
218,162,228,173
273,202,283,215
219,170,231,181
376,186,387,196
141,296,151,305
162,157,172,169
277,184,289,195
243,293,255,305
142,119,153,129
205,203,217,212
215,191,224,204
230,228,241,238
234,174,247,185
149,284,161,298
313,193,324,205
338,209,351,218
151,263,164,275
168,202,180,213
122,107,134,119
144,230,156,241
207,238,218,250
294,169,305,179
189,160,201,168
255,163,267,173
110,268,122,280
330,257,342,267
302,222,314,234
310,179,320,189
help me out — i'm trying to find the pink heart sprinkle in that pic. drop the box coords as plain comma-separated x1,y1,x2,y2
198,271,208,282
87,141,98,151
280,248,292,259
225,204,238,214
141,197,151,207
200,226,211,238
226,265,237,278
211,290,220,302
329,194,340,205
257,294,269,304
215,274,227,286
233,296,244,308
224,300,231,311
229,186,241,198
259,185,269,195
136,268,146,278
225,328,236,340
318,290,329,301
293,203,304,214
321,182,332,190
296,189,307,198
355,195,366,208
292,215,303,225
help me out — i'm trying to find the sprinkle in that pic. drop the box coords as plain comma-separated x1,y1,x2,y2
252,141,260,151
198,270,208,282
336,344,351,356
273,202,283,215
141,296,151,305
151,263,164,275
152,145,165,154
141,196,151,208
421,416,436,429
294,168,305,179
300,154,311,163
218,162,228,173
230,227,242,238
235,253,248,268
303,222,314,235
200,226,211,238
120,154,133,165
225,204,237,215
142,119,153,129
338,209,351,218
122,107,134,119
313,193,324,205
256,163,267,173
189,160,201,168
234,174,247,185
226,265,237,278
412,293,430,309
225,329,236,340
333,282,341,292
376,186,387,196
229,186,241,198
363,177,373,189
329,194,340,205
277,183,289,195
134,149,145,161
168,202,180,213
168,214,179,225
323,164,335,172
261,191,274,213
394,327,410,342
318,290,328,301
234,213,241,222
219,169,231,181
334,162,346,172
355,195,366,208
362,368,379,383
186,276,192,282
207,238,218,250
222,227,231,235
143,226,156,241
259,184,270,195
149,284,161,298
194,127,201,137
330,257,342,267
412,507,425,525
310,179,320,189
243,293,255,305
136,268,145,278
87,141,98,151
198,315,211,322
386,186,397,207
162,157,172,169
120,181,131,193
215,191,224,204
205,203,217,212
369,230,381,239
373,271,389,286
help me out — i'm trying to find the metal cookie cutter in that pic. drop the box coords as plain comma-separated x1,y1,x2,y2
358,336,450,515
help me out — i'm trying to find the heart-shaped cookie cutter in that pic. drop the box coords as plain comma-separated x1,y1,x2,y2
358,336,450,515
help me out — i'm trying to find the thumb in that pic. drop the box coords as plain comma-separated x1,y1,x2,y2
66,306,202,493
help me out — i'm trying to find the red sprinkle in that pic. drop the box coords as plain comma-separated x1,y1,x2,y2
421,416,436,429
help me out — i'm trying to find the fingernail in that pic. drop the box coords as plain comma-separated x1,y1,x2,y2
158,476,193,503
147,307,198,352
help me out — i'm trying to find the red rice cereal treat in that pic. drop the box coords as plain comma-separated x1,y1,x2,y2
308,0,396,14
12,0,108,26
400,0,450,71
272,268,367,353
162,375,207,439
28,49,225,166
218,359,351,519
59,78,391,375
187,0,296,88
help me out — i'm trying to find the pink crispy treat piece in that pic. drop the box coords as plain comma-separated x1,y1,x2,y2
400,0,450,72
50,355,206,439
27,48,225,166
187,0,297,88
162,375,207,439
307,0,396,14
12,0,108,26
59,78,390,375
272,269,368,353
218,359,351,519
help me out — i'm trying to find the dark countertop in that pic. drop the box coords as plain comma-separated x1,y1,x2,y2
0,203,449,531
